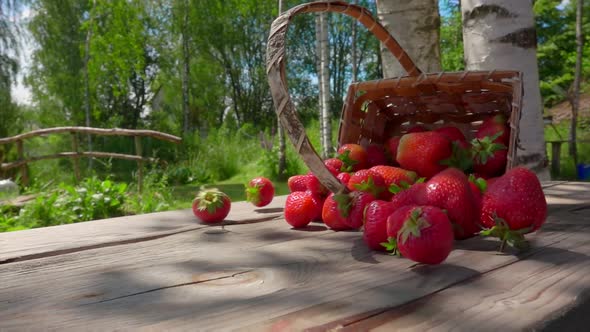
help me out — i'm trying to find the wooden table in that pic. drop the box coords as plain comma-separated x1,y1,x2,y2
1,181,589,331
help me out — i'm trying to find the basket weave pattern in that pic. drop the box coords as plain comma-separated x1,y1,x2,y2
266,1,523,194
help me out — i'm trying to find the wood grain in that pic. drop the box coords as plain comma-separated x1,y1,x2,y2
0,182,588,331
0,196,287,264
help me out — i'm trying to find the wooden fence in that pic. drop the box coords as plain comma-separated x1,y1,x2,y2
546,139,590,177
0,127,182,192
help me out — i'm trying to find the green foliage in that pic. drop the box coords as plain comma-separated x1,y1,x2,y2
440,0,464,71
545,121,590,180
535,0,590,107
0,177,127,232
126,169,173,214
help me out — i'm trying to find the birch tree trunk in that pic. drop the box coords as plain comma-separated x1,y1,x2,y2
351,0,358,82
277,0,286,178
319,12,332,157
180,0,191,135
569,0,584,167
376,0,441,77
83,0,96,170
462,0,550,179
315,14,325,155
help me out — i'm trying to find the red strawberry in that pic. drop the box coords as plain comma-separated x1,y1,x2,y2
246,177,275,207
366,144,388,167
385,136,401,166
422,168,480,240
324,158,344,173
322,193,354,231
386,205,454,264
435,126,466,143
288,175,308,193
337,143,368,172
363,200,396,251
472,134,508,178
346,191,376,229
390,182,427,211
396,132,452,178
370,165,417,197
304,174,328,196
192,188,231,223
476,114,510,145
407,125,428,133
347,169,387,198
309,192,325,221
284,191,319,228
337,172,351,186
480,167,547,251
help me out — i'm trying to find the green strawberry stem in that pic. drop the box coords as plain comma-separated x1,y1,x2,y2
398,208,430,245
471,131,507,165
479,216,532,252
337,150,357,172
441,141,473,172
380,237,401,256
468,174,487,194
333,193,352,218
354,176,384,197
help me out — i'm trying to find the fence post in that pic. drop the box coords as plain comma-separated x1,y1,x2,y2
135,136,143,194
71,132,81,183
551,141,562,177
16,139,29,187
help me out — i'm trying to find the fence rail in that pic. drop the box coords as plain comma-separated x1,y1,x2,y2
0,127,182,192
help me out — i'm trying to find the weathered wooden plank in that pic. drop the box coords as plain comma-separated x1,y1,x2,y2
0,196,287,264
332,226,590,332
0,183,587,330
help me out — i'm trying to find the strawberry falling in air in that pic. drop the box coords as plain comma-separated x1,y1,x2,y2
245,177,275,207
192,187,232,224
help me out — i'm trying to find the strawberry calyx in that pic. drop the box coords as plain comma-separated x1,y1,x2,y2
337,150,358,172
471,132,507,165
380,237,401,256
389,180,412,194
479,215,532,252
353,176,384,197
468,174,487,194
333,193,352,218
398,208,430,245
441,141,473,172
194,187,228,214
245,183,262,205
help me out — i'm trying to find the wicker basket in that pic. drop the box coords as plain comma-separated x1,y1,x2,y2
266,1,523,194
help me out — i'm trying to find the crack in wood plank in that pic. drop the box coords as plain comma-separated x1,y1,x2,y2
81,270,255,306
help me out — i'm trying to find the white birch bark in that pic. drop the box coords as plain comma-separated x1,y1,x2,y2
277,0,286,177
376,0,441,77
462,0,550,179
317,11,332,158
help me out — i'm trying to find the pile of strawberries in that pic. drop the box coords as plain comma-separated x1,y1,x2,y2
284,114,548,265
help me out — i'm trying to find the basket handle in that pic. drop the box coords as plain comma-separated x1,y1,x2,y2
266,1,421,194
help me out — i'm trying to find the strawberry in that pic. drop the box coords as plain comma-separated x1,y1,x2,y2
476,114,510,145
479,167,547,251
346,191,376,229
422,168,480,240
304,173,329,196
385,136,401,166
366,144,388,167
390,182,427,211
284,191,321,228
309,192,325,221
435,126,466,143
288,175,308,193
246,177,275,207
386,205,454,265
472,133,508,178
363,200,396,251
347,169,387,198
322,193,354,231
370,165,417,197
396,132,452,178
407,125,428,133
337,143,368,172
324,158,344,173
336,172,351,186
192,188,231,224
